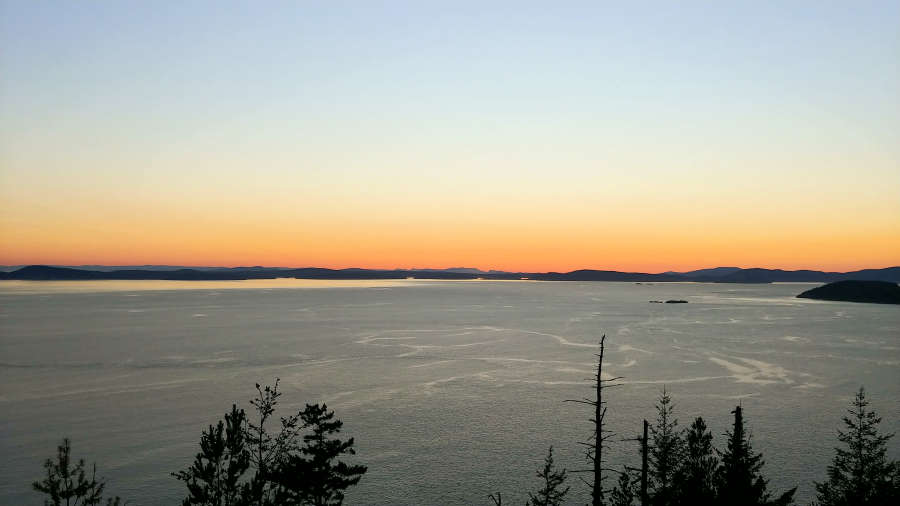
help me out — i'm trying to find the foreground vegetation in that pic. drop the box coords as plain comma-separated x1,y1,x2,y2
34,339,899,505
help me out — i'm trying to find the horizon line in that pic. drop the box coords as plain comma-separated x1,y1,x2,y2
3,263,899,275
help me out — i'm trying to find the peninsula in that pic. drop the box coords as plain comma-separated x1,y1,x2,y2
797,280,900,305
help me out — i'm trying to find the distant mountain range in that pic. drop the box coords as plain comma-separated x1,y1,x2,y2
1,265,898,283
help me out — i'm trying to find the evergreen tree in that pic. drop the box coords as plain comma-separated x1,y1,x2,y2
527,447,570,506
648,388,684,506
174,383,366,506
609,468,638,506
814,387,899,506
674,417,717,506
173,404,252,506
716,405,795,506
274,403,367,506
245,380,305,506
33,438,122,506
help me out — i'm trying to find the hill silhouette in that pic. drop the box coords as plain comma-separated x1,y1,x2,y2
2,265,899,283
715,267,900,283
797,280,900,304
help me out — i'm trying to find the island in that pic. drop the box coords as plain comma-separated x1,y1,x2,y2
797,280,900,305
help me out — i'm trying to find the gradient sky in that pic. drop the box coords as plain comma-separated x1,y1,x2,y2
1,1,898,272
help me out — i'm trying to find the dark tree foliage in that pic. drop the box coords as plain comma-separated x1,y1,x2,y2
717,406,795,506
527,446,570,506
173,405,252,506
33,438,122,506
673,417,717,506
814,387,899,506
245,380,305,506
609,468,638,506
648,388,684,506
175,382,366,506
274,403,367,506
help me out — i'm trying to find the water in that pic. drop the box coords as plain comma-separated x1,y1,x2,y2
1,280,898,505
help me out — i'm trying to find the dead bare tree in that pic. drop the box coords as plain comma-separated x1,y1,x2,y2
566,335,622,506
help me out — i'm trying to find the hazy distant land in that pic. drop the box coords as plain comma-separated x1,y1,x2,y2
1,264,899,283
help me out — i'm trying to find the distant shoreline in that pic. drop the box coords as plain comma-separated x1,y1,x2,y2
2,265,898,284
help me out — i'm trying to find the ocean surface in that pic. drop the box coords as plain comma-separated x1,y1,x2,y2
1,279,898,505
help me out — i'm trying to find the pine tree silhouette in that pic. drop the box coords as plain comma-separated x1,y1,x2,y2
814,387,899,506
174,382,367,506
674,417,717,506
245,380,305,506
648,388,684,506
173,404,252,506
274,404,367,506
33,438,122,506
609,468,638,506
527,447,570,506
717,405,794,506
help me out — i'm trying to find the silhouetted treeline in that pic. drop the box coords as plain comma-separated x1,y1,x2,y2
598,386,897,506
600,390,797,506
33,350,899,505
491,337,898,506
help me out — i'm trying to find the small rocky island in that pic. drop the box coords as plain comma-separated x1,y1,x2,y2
797,280,900,305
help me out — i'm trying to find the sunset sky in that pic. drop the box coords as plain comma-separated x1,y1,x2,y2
1,1,898,272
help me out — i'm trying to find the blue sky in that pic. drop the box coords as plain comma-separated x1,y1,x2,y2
1,1,898,270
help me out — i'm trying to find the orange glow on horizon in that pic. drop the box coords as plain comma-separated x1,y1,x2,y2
2,212,898,274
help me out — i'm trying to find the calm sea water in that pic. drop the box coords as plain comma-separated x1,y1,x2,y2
1,280,898,505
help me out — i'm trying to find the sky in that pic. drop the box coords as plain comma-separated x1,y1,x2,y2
1,1,898,272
